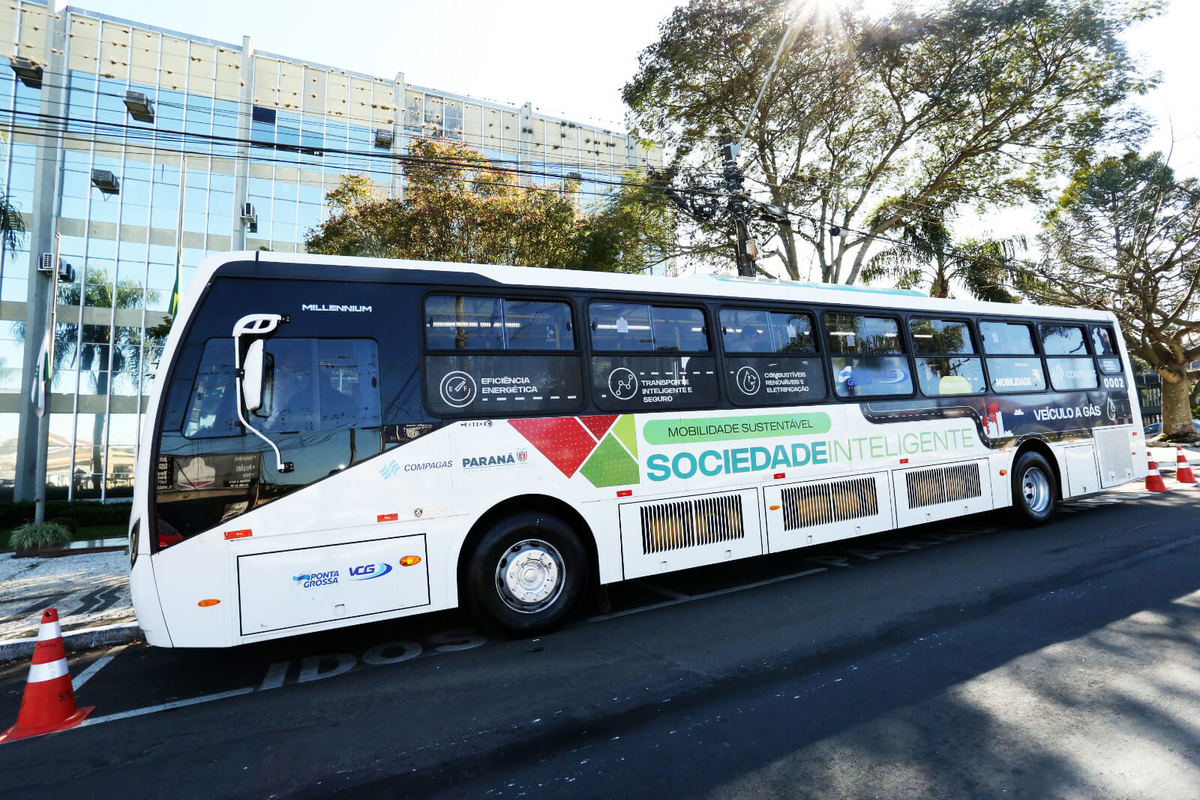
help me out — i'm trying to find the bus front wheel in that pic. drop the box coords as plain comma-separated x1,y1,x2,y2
464,511,589,636
1011,451,1057,525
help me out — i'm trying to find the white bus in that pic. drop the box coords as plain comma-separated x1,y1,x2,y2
128,253,1145,647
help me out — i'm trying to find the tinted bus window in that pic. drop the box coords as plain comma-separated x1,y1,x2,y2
1092,326,1123,374
720,309,816,354
825,313,912,397
256,339,382,434
910,318,974,355
980,322,1036,354
910,317,983,396
591,302,716,410
425,295,573,351
183,339,242,438
987,358,1047,393
1092,326,1116,355
1047,358,1099,391
721,308,824,405
590,302,708,353
1040,324,1088,355
424,295,582,415
425,295,505,350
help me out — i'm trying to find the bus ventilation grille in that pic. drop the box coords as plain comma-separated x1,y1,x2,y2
781,477,878,531
1094,427,1133,480
639,494,745,555
906,463,982,509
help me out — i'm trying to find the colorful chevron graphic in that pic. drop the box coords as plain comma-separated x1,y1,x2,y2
508,415,639,488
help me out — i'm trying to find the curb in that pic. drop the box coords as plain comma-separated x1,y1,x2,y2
0,622,142,663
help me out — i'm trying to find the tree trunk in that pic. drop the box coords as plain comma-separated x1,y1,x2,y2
1159,366,1194,438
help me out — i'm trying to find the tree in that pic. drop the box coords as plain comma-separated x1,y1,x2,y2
624,0,1154,282
1027,151,1200,437
306,139,675,273
0,190,25,256
861,203,1026,301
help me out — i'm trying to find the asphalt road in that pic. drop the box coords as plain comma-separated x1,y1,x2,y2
1,487,1198,799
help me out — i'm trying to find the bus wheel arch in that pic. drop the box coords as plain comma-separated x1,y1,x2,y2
457,495,597,635
1010,439,1061,525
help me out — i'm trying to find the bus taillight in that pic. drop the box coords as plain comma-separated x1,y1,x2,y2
157,530,184,549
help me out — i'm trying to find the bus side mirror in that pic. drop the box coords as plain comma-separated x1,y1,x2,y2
241,339,266,412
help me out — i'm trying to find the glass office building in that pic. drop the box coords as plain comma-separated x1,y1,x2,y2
0,0,661,500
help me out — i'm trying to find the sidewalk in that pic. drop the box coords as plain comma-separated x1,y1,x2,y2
0,549,140,662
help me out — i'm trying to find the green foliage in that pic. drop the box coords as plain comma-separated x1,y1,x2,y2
48,516,78,535
305,140,675,273
862,204,1025,300
8,521,71,552
0,499,131,531
624,0,1154,281
1029,150,1200,435
0,190,26,256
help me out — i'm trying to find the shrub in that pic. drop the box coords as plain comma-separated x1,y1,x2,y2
8,521,72,552
48,516,78,535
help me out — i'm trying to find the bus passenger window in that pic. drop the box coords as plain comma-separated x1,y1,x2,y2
909,318,984,396
589,303,653,351
1092,326,1122,374
591,302,716,410
424,295,505,350
826,313,912,398
721,308,824,405
504,300,574,351
424,295,582,416
721,309,773,353
980,322,1036,354
1040,324,1088,355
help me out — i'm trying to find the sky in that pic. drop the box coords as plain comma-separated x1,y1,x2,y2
70,0,1200,236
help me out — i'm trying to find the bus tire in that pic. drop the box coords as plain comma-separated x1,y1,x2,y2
1011,451,1057,525
464,511,589,636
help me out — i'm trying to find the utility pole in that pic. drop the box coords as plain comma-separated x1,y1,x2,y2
720,138,756,277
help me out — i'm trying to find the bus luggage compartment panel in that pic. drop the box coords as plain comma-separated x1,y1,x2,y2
237,534,430,635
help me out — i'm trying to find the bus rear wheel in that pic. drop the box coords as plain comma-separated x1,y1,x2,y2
1011,451,1057,525
464,511,588,636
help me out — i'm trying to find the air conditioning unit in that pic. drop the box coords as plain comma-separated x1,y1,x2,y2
9,56,42,89
38,253,54,273
90,169,120,195
374,128,393,149
123,90,155,123
241,202,255,220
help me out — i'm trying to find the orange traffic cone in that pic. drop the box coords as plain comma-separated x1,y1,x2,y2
1146,452,1169,493
1176,447,1197,484
0,609,93,743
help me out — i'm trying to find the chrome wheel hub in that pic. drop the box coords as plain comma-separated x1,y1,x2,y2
496,539,564,613
1022,466,1051,515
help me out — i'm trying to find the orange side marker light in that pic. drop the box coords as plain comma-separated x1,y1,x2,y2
198,599,221,607
400,555,422,567
769,504,781,511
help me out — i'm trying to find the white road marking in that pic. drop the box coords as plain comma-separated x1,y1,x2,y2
71,645,128,691
79,687,255,728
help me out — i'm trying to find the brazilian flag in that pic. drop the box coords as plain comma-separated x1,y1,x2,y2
168,261,181,317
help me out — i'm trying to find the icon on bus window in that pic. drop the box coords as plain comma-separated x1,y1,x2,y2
608,367,639,401
439,371,477,408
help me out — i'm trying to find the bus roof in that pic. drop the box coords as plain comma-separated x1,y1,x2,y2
198,251,1114,324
